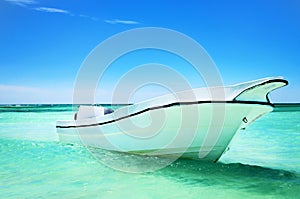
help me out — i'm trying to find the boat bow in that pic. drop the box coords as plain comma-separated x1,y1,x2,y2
231,77,288,103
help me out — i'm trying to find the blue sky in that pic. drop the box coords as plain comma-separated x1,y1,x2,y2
1,0,299,103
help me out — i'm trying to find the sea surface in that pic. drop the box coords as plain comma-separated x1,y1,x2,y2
0,104,299,198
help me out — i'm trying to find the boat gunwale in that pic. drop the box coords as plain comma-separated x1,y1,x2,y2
56,100,273,129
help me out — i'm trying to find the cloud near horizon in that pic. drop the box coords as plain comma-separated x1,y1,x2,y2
104,19,139,25
0,84,42,93
0,84,74,104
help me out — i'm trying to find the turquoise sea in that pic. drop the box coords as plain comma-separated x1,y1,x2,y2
0,104,299,198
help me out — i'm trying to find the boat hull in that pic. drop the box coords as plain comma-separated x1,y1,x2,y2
57,102,273,162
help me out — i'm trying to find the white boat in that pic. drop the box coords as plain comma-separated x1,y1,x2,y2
56,77,287,162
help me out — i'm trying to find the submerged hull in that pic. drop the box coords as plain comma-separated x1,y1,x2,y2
56,77,287,162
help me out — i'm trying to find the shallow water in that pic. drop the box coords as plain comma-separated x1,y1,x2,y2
0,104,299,198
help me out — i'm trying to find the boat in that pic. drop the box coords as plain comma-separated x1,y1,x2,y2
56,77,288,162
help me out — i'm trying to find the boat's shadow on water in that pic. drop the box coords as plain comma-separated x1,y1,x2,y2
157,158,300,194
87,147,299,195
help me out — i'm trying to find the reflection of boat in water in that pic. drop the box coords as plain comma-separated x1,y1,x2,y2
56,77,288,162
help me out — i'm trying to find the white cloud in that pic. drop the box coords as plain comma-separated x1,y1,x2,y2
79,14,88,18
104,19,139,25
5,1,71,16
34,7,70,15
79,14,98,21
5,0,36,6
